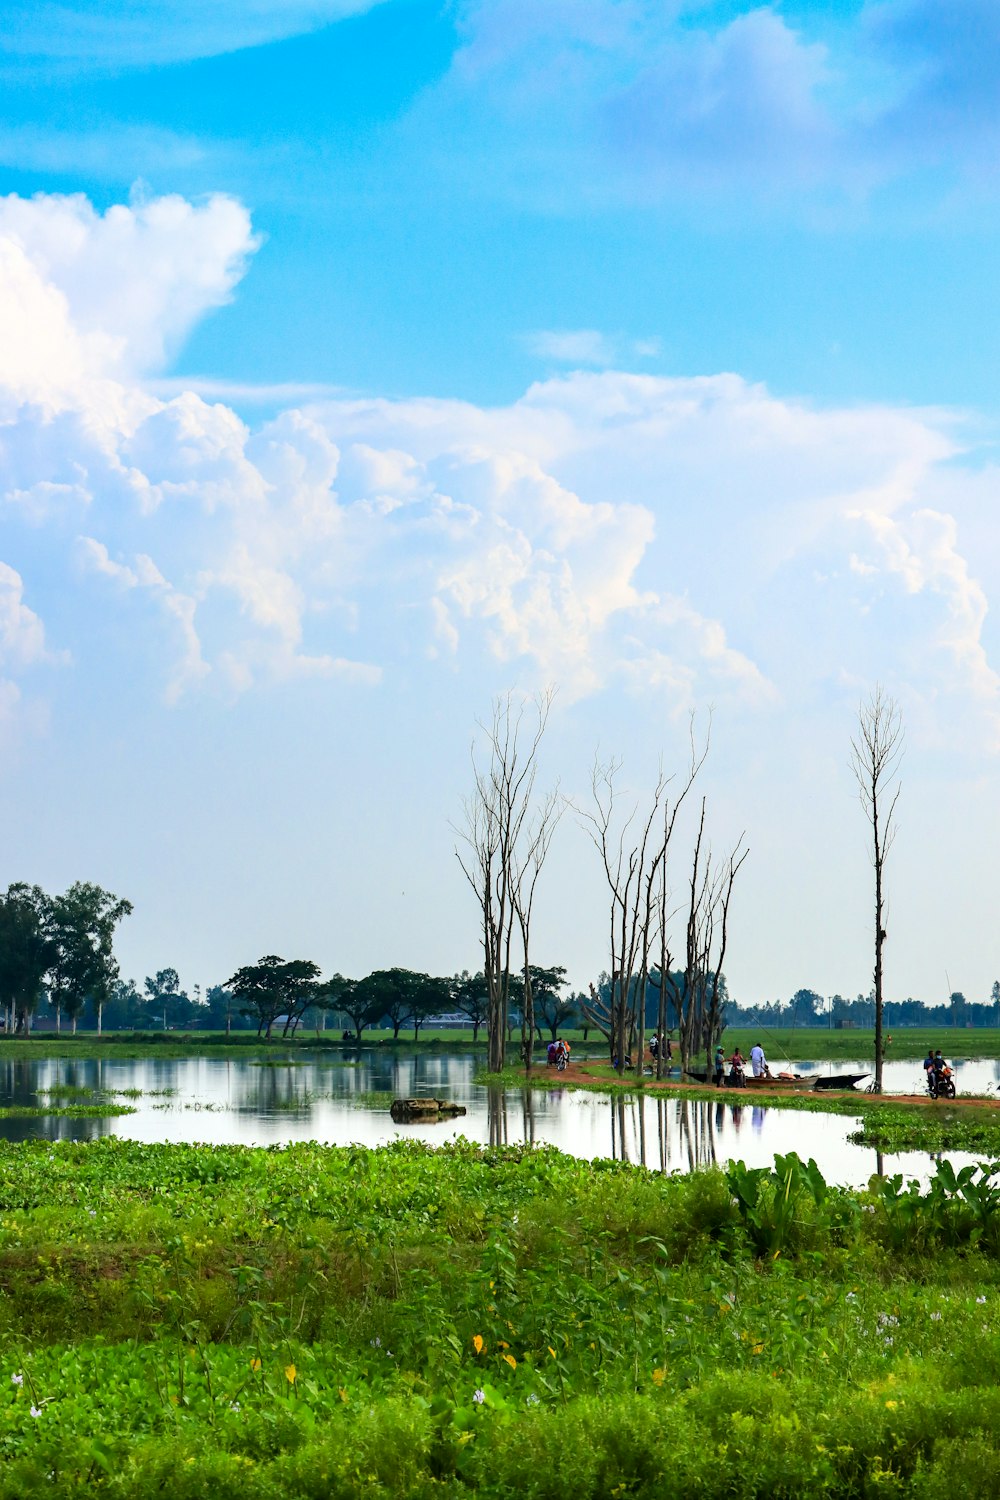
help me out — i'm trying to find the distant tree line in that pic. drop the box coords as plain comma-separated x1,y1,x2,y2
729,984,1000,1030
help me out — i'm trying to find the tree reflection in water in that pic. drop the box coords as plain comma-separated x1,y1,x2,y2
521,1089,535,1146
607,1095,731,1172
486,1086,508,1148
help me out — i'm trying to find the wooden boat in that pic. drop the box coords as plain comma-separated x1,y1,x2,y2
745,1073,814,1090
682,1069,812,1090
811,1073,868,1092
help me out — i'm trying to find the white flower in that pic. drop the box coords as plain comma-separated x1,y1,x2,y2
526,1393,540,1406
473,1389,485,1405
930,1312,942,1322
370,1337,381,1348
30,1405,42,1418
11,1374,23,1386
976,1296,987,1304
230,1402,240,1413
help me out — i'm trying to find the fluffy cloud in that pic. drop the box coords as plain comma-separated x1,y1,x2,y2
2,189,998,747
0,191,258,383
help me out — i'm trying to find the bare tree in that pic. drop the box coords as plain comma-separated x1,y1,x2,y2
579,725,707,1076
851,686,903,1093
513,787,563,1073
455,691,558,1074
666,806,748,1074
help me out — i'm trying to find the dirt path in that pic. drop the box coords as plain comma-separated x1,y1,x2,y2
545,1059,1000,1110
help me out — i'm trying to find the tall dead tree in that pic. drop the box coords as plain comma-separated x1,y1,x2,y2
851,686,903,1094
456,691,557,1074
666,807,748,1074
580,726,707,1076
513,787,563,1074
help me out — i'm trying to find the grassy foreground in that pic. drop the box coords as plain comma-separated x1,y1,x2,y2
0,1139,999,1496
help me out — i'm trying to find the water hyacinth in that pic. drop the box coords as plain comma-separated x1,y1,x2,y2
0,1136,996,1493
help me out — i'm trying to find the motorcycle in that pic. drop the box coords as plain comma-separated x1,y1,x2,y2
927,1064,956,1100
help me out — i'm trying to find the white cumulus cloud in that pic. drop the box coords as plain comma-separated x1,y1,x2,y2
1,188,998,753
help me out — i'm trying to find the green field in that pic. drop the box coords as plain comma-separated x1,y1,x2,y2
1,1137,999,1495
2,1024,998,1063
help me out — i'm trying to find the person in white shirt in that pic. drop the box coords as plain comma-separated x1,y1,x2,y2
750,1042,767,1078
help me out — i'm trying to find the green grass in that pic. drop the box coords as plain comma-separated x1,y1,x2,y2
0,1138,999,1494
722,1026,1000,1061
4,1024,1000,1062
0,1102,136,1119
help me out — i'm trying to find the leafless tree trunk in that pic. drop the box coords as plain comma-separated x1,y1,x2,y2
456,691,557,1074
851,686,903,1094
514,787,562,1074
580,759,669,1073
667,800,748,1075
579,724,707,1076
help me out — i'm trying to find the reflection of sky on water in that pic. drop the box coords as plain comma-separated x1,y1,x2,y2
0,1050,997,1189
792,1057,1000,1097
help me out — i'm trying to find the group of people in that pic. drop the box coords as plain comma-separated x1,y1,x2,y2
713,1041,769,1088
546,1039,571,1070
648,1035,673,1062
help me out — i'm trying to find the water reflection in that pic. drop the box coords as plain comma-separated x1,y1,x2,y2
486,1086,507,1148
0,1049,993,1189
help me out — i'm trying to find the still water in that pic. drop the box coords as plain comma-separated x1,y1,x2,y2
1,1050,998,1189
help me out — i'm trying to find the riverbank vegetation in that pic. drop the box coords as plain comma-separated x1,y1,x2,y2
1,1138,999,1495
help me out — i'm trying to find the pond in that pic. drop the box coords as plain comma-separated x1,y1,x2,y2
1,1050,998,1189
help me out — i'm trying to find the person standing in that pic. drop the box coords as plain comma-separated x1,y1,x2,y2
713,1044,726,1087
750,1041,767,1079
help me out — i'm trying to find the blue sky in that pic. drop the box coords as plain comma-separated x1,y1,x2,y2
2,1,1000,1008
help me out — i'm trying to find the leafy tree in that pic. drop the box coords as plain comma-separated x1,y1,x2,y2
227,956,321,1040
204,984,239,1035
347,969,451,1040
452,970,489,1041
143,968,191,1030
355,968,422,1039
529,965,574,1040
409,974,452,1039
790,988,824,1026
46,883,133,1036
0,884,55,1035
104,977,144,1030
324,974,376,1041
